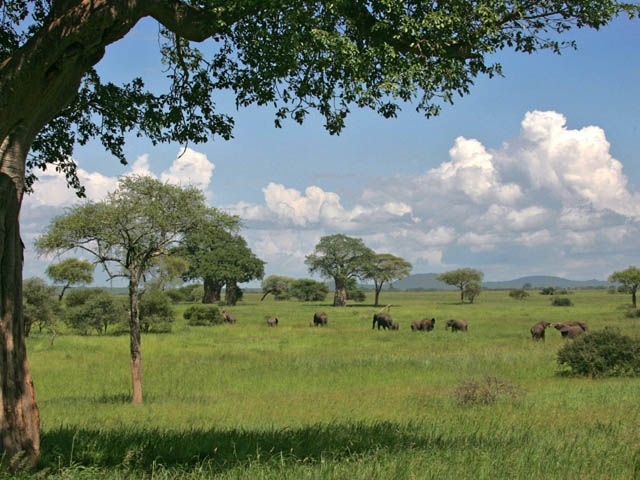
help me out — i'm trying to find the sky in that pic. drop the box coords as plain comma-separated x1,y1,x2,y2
21,14,640,287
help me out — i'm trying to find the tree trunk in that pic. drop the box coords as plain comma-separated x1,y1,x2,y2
460,287,464,304
333,277,347,307
57,285,69,302
0,173,40,469
633,288,637,309
202,279,221,304
374,280,382,307
128,275,143,405
225,280,238,306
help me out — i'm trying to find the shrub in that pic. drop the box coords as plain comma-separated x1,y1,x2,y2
624,307,640,318
347,288,366,302
23,277,60,336
183,305,223,326
557,328,640,377
551,296,573,306
64,289,126,335
540,287,555,295
454,376,525,405
509,288,529,301
139,289,174,333
289,279,329,301
165,284,203,303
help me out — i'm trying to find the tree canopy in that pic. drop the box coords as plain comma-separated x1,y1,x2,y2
365,253,412,307
305,234,374,306
437,268,484,304
609,266,640,308
45,258,94,301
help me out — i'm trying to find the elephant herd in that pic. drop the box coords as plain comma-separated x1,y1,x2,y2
225,308,588,341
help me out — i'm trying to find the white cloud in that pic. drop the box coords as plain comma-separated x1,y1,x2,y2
160,148,215,192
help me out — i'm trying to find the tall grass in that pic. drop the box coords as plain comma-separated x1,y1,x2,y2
10,290,640,478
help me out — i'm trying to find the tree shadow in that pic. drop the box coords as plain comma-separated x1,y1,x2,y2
37,421,500,474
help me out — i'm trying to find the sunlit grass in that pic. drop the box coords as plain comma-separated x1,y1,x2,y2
14,290,640,478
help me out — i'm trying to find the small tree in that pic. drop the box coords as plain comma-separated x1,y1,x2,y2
64,289,125,335
45,258,94,301
436,269,484,304
540,287,556,295
365,253,412,307
609,267,640,308
22,278,60,337
305,234,375,307
346,277,367,302
139,289,174,333
289,279,329,302
509,289,529,301
261,276,294,301
464,281,482,304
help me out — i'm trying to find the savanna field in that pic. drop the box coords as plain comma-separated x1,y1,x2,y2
13,290,640,479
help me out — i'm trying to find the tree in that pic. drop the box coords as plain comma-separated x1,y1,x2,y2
145,256,189,292
609,267,640,308
509,288,530,301
464,281,482,304
289,279,329,302
22,278,60,337
305,235,374,306
2,0,638,467
436,268,484,304
346,278,367,303
139,289,174,333
64,288,125,335
178,222,264,306
36,176,210,407
45,258,94,301
261,276,294,301
365,253,412,307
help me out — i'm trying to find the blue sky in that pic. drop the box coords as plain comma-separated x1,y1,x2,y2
22,15,640,286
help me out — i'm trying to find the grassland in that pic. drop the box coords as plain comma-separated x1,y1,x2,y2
11,290,640,479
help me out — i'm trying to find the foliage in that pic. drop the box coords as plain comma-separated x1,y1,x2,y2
165,284,204,303
289,279,329,302
364,253,412,306
183,305,224,326
463,281,482,304
64,289,125,335
609,266,640,307
145,256,189,292
551,297,573,307
509,288,530,301
139,290,174,333
346,278,367,302
45,258,94,301
540,287,555,295
22,277,60,336
454,376,525,405
261,276,294,301
436,268,484,304
557,328,640,377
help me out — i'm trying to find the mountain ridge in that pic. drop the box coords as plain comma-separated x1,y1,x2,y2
390,273,610,290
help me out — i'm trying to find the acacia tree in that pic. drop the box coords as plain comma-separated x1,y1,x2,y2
36,176,210,407
609,266,640,308
261,276,294,301
45,258,94,301
22,278,60,337
365,253,412,307
437,268,484,304
1,0,638,467
305,234,374,306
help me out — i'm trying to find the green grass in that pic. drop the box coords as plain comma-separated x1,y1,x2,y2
12,290,640,478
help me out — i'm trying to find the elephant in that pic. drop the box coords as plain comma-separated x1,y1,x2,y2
411,318,435,331
445,318,467,332
221,309,237,324
313,311,328,327
372,312,393,330
559,321,589,332
556,324,585,339
390,322,399,330
266,316,278,327
530,321,551,341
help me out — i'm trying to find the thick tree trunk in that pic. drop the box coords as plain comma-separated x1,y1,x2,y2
202,279,221,304
333,277,347,307
225,281,238,306
0,174,40,469
374,280,382,307
460,287,465,304
128,276,143,405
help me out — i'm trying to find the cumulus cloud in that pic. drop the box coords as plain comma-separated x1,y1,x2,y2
160,148,214,191
230,110,640,280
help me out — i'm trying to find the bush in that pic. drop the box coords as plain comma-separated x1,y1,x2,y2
347,288,366,302
289,279,329,301
23,277,60,336
183,305,223,326
540,287,555,295
508,288,529,301
551,296,573,306
454,376,524,405
64,289,126,335
557,328,640,377
624,307,640,318
139,289,174,333
165,284,203,303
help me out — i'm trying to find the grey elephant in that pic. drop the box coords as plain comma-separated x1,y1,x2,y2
313,311,328,327
266,316,278,327
411,318,435,331
221,309,237,324
554,322,586,338
530,321,551,341
559,321,589,332
445,318,467,332
390,322,399,330
372,312,393,330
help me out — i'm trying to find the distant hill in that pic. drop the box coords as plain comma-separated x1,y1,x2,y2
391,274,610,291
